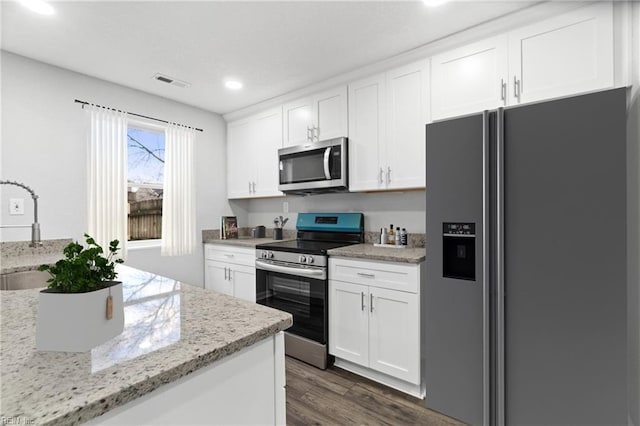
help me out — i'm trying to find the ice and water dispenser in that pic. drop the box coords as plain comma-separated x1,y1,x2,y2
442,223,476,281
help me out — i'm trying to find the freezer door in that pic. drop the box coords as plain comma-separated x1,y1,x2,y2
425,113,489,425
501,88,627,425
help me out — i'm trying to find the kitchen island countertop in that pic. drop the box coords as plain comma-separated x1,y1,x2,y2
0,264,292,425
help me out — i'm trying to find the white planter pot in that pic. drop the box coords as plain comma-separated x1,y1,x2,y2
36,282,124,352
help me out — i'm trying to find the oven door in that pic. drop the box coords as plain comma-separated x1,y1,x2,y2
255,260,327,345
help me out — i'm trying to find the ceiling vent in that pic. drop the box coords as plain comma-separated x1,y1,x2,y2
152,73,191,88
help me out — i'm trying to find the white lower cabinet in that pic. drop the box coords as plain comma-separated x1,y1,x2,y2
204,244,256,303
329,257,423,397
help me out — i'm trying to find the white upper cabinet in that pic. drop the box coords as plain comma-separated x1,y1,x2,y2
282,98,313,147
348,73,385,192
227,107,283,199
431,36,508,121
252,108,283,197
385,60,429,190
431,2,614,120
348,60,428,191
508,1,614,105
282,86,348,147
227,117,253,199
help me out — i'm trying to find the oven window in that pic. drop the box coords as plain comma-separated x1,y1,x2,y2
256,269,326,344
280,148,328,184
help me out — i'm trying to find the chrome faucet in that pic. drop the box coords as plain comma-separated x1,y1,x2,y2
0,180,42,247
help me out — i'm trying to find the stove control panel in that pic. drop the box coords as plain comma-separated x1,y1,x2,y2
256,250,326,267
259,250,275,259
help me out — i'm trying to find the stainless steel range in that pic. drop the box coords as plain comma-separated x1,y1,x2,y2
255,212,364,369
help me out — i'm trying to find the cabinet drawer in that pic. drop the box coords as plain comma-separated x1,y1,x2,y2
204,244,255,266
329,258,420,293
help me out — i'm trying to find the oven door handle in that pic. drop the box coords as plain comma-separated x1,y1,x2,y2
256,260,326,278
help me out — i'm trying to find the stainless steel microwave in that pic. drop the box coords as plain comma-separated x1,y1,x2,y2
278,137,348,195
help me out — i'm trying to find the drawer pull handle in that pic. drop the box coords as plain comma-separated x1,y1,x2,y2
224,254,235,258
357,272,375,278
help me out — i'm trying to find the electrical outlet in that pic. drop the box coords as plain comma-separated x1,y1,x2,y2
9,198,24,215
283,202,289,213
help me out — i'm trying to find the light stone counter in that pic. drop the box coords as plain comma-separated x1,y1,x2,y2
328,243,426,264
202,236,294,248
1,239,72,274
0,264,292,425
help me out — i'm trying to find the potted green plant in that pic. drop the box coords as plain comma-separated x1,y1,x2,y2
36,234,125,352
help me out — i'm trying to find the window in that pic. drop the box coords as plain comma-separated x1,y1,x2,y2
127,124,165,241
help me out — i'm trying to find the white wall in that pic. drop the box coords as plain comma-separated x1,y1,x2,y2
235,190,426,235
0,51,230,286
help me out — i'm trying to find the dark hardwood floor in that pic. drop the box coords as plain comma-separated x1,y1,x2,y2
285,356,465,426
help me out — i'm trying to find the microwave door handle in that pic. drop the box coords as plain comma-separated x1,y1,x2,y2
323,147,332,179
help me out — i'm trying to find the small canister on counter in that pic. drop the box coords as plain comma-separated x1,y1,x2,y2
401,228,408,246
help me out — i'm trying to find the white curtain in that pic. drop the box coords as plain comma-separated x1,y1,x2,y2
87,105,128,260
161,124,196,256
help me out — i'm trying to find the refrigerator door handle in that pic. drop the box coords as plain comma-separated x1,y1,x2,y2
496,107,506,426
482,110,491,426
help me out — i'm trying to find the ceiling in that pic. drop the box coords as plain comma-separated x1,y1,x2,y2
1,1,538,115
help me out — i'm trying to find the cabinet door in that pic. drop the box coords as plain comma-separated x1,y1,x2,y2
231,264,256,303
252,108,283,198
508,2,613,105
328,280,369,366
368,287,420,385
348,74,385,191
313,86,348,141
431,36,508,120
227,118,254,199
282,97,313,147
204,260,234,297
385,59,429,190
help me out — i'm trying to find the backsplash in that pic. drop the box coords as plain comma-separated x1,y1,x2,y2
202,227,296,241
364,231,425,248
201,228,425,248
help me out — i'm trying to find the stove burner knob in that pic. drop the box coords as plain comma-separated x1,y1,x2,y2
306,256,314,264
267,251,274,259
299,255,307,263
260,251,267,259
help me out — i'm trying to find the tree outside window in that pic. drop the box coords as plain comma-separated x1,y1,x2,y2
127,125,165,241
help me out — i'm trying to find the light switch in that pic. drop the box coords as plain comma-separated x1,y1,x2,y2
9,198,24,215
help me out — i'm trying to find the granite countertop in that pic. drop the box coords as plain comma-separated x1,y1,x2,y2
0,264,292,426
202,236,294,248
1,239,72,274
328,243,426,264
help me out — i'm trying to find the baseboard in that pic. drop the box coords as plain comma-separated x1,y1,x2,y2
333,358,425,399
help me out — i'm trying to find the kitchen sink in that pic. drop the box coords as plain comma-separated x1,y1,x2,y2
0,270,49,290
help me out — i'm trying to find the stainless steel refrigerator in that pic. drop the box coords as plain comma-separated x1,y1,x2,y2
424,88,627,425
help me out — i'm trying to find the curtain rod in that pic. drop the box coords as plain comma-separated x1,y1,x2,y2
74,99,204,132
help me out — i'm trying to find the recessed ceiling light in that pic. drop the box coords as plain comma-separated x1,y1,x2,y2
423,0,448,7
224,80,243,90
19,0,55,15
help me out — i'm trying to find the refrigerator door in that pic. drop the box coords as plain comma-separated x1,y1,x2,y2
425,113,489,425
500,88,627,425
